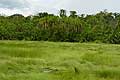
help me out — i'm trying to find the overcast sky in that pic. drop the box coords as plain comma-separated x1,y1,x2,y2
0,0,119,16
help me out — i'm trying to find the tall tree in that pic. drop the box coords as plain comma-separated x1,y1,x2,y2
38,12,48,18
59,9,67,17
70,11,77,18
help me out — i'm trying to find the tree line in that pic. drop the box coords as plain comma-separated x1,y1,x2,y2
0,9,120,44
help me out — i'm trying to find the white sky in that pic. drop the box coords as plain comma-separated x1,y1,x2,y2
0,0,120,16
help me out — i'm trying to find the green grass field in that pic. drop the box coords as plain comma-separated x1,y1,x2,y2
0,41,120,80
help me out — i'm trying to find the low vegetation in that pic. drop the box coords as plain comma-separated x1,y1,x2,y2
0,41,120,80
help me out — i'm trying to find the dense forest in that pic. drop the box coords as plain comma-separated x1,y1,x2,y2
0,9,120,44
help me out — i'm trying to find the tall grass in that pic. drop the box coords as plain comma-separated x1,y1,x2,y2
0,41,120,80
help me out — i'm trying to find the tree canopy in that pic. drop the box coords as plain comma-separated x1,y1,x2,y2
0,9,120,44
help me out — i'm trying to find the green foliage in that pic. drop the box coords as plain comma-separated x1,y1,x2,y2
0,10,120,43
